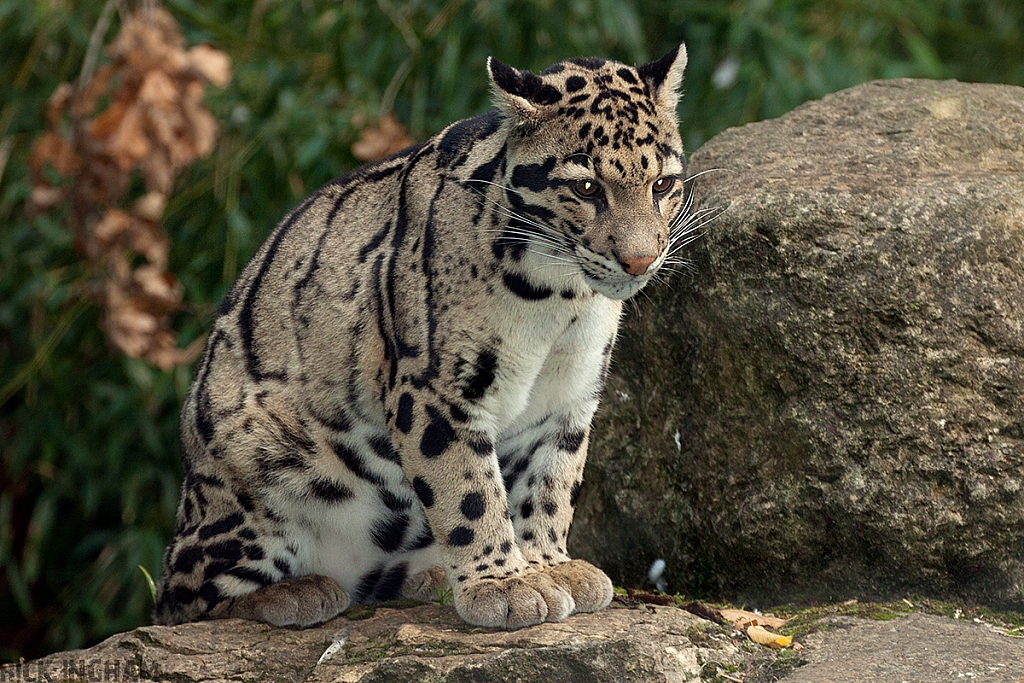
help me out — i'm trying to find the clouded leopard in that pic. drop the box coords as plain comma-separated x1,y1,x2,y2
155,44,693,630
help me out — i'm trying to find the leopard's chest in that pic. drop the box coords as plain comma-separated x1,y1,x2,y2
479,293,621,436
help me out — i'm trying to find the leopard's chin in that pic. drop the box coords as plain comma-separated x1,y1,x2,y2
583,274,653,301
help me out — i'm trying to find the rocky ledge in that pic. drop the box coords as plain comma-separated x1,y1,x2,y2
7,603,750,683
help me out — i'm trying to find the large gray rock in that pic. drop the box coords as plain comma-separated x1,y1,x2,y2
571,79,1024,608
7,604,746,682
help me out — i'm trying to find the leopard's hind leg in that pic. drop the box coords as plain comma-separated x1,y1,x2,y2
212,574,350,627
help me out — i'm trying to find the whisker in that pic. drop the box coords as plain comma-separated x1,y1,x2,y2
683,167,728,184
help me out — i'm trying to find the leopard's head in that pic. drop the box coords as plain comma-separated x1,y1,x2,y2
486,45,690,300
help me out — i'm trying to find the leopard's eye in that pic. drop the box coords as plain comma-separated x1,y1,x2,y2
573,179,601,198
652,176,676,195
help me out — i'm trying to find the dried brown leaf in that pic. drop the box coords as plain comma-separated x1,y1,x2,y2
106,298,159,358
31,6,228,371
352,115,415,161
132,192,167,222
186,45,232,88
718,609,787,630
101,103,150,170
29,185,65,212
47,83,75,128
127,217,170,266
93,209,132,244
138,69,179,108
133,264,182,312
141,146,175,195
31,131,79,178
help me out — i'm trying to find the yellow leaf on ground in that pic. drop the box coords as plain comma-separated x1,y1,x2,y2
747,625,793,649
718,608,787,629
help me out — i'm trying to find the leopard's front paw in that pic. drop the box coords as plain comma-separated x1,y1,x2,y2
454,571,574,629
541,559,613,614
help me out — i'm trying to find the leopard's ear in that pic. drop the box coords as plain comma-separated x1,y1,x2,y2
638,43,688,112
487,57,562,126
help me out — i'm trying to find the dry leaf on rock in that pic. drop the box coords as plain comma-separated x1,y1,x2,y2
718,609,787,630
746,625,793,649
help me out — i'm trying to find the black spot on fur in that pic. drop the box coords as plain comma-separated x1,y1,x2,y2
570,481,582,507
567,57,606,70
502,272,552,301
616,67,638,84
467,433,493,456
490,59,563,106
206,539,244,562
172,545,204,573
520,500,534,519
226,565,275,587
379,488,412,511
193,332,228,444
198,513,244,540
557,429,586,453
565,75,586,92
412,476,435,508
373,562,408,601
372,514,410,553
450,403,469,423
511,156,556,192
369,434,401,464
309,477,354,503
421,406,455,459
500,541,513,554
355,566,384,602
543,501,558,516
460,492,486,520
407,524,434,550
332,440,386,486
238,195,318,382
467,143,505,193
522,530,535,541
436,110,503,169
462,349,498,400
396,393,414,433
502,455,532,493
448,526,475,547
196,580,222,605
235,491,255,513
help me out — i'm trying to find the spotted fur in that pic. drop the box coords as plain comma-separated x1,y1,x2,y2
155,45,693,629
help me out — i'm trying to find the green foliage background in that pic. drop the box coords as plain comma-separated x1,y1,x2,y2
1,0,1022,660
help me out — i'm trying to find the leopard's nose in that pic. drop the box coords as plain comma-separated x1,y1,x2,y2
620,255,657,275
